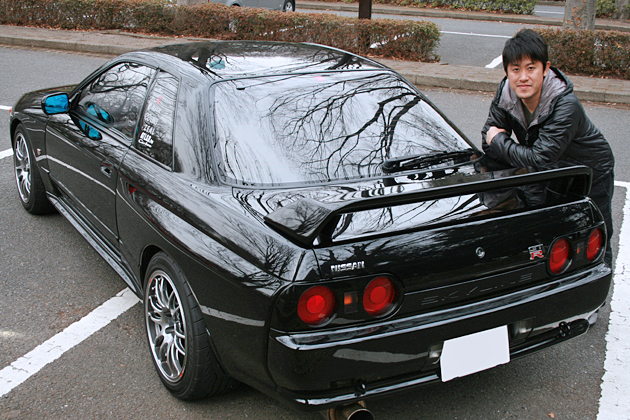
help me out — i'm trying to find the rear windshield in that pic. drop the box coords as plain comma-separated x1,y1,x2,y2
213,71,471,186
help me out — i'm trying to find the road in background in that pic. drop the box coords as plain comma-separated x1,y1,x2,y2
305,9,538,66
0,46,628,420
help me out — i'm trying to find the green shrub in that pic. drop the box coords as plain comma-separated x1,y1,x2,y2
596,0,617,17
538,28,630,79
0,0,440,61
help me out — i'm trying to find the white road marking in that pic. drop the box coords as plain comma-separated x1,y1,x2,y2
0,148,12,159
0,288,140,398
0,105,11,111
598,181,630,420
486,55,503,69
441,31,511,39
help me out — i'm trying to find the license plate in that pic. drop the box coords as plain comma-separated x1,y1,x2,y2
440,326,510,382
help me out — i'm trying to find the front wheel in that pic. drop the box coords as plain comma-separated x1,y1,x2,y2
282,0,295,12
13,124,55,214
144,252,237,400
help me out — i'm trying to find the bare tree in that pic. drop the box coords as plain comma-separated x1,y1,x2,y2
614,0,629,20
358,0,373,19
563,0,596,30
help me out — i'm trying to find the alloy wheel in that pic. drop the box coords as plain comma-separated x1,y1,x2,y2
145,270,187,383
14,132,32,204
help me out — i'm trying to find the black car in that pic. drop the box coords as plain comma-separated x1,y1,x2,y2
10,41,611,418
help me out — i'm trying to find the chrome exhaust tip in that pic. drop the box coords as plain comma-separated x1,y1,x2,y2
321,401,375,420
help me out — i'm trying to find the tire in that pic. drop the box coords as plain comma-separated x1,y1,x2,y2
13,124,55,214
143,252,237,400
282,0,295,12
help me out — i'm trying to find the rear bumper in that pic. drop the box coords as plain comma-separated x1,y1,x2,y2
267,263,611,411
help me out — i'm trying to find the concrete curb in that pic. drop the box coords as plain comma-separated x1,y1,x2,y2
0,34,136,55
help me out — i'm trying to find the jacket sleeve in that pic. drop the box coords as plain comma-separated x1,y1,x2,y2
481,88,513,163
487,95,582,169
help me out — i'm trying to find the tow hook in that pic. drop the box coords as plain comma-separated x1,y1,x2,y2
559,322,570,338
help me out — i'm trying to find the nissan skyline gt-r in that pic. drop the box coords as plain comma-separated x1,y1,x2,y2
10,41,611,416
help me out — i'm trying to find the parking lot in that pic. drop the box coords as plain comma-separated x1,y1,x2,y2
1,45,629,419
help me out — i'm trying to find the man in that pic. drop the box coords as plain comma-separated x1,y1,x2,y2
482,29,615,266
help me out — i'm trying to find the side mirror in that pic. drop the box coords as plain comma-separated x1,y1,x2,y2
42,93,69,115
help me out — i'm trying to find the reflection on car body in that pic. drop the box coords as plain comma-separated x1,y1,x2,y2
9,41,611,417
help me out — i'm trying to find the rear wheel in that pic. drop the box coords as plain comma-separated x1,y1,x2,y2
282,0,295,11
13,124,55,214
143,252,237,399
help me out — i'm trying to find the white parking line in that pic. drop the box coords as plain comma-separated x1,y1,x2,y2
0,148,12,159
0,105,10,111
598,181,630,419
0,288,140,398
486,55,503,69
441,31,511,39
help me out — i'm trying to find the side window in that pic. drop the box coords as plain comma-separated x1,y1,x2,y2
76,62,155,140
136,72,178,167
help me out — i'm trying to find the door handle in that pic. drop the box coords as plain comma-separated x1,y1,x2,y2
100,162,113,178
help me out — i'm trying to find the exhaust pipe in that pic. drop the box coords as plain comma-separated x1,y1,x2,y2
321,401,375,420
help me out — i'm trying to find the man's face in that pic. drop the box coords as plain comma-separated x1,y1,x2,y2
506,56,550,107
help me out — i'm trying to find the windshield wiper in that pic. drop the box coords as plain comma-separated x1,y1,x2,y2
381,149,475,174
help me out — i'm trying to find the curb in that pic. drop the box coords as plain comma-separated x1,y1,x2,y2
0,34,136,55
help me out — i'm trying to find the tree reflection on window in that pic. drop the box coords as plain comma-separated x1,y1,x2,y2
77,62,155,140
213,71,470,186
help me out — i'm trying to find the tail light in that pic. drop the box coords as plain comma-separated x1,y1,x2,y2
363,277,397,317
298,286,335,326
586,228,603,261
549,238,571,274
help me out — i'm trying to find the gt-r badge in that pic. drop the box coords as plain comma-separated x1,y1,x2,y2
331,261,365,273
529,244,545,260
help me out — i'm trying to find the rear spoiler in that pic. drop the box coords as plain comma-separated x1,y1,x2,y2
264,166,592,247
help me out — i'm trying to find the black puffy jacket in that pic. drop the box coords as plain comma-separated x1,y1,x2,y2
482,67,614,184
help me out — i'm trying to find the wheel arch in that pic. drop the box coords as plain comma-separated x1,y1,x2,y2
139,245,164,290
10,118,23,146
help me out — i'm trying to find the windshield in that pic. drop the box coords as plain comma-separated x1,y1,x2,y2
213,71,472,186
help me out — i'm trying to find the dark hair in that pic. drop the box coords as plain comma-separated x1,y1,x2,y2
502,29,549,72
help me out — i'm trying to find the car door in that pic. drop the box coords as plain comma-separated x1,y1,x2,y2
258,0,281,9
45,62,156,247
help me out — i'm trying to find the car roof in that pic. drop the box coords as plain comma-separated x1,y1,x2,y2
145,41,388,78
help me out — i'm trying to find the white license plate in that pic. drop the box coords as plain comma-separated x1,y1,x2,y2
440,326,510,382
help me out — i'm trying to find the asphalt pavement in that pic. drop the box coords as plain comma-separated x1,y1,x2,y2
0,1,629,104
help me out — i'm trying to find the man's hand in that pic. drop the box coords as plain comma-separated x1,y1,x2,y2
486,126,507,145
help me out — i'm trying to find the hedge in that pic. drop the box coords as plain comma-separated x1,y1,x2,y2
538,28,630,79
317,0,629,18
319,0,536,15
0,0,441,61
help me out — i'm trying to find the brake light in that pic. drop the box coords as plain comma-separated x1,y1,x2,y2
363,277,397,316
549,239,571,274
587,228,603,261
298,286,336,326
